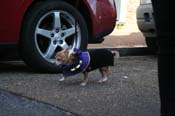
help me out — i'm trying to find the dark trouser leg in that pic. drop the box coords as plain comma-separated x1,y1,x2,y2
151,0,175,115
158,55,175,116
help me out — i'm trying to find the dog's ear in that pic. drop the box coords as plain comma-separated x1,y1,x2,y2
69,45,72,49
69,52,79,62
72,51,81,58
64,48,69,52
64,46,72,53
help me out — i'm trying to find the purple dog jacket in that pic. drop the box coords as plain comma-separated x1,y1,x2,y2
62,48,114,76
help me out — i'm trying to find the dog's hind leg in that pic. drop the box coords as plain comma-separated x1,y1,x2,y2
98,67,108,83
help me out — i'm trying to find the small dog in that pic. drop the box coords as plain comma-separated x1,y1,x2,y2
55,47,120,86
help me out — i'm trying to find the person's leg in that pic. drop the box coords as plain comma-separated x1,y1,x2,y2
151,0,175,115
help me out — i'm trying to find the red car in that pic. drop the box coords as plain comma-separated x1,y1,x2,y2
0,0,117,72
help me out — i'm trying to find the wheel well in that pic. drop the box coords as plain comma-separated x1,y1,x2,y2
59,0,93,38
77,1,93,39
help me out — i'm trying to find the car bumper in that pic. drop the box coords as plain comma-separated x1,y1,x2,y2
136,3,156,37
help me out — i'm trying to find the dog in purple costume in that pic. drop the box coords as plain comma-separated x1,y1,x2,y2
55,47,120,86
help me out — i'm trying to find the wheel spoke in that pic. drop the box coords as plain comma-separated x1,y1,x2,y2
36,27,52,39
63,26,76,38
53,12,61,29
44,42,57,59
59,41,69,49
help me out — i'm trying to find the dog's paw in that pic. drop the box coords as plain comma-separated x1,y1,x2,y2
80,82,87,86
97,79,103,83
59,77,65,82
98,77,108,83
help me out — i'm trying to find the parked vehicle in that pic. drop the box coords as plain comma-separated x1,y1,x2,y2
0,0,117,73
136,0,158,49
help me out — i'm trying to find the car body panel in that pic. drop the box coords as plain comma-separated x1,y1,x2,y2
0,0,33,42
0,0,116,43
136,3,156,37
85,0,116,36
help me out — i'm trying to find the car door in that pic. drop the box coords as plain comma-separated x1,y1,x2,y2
0,0,21,42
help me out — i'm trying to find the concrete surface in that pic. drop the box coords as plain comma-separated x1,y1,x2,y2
0,55,160,116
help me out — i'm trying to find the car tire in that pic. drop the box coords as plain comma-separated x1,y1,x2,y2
19,1,88,73
145,37,158,50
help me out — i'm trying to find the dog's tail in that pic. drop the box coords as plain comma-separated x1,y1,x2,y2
111,51,120,59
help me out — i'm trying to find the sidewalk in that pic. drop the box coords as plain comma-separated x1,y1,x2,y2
88,26,146,48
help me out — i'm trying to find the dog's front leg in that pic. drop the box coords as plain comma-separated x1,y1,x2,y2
80,72,88,86
59,75,66,82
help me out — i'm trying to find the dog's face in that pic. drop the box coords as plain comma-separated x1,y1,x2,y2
55,47,78,65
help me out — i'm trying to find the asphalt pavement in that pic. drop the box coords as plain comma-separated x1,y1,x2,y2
0,90,76,116
0,55,160,116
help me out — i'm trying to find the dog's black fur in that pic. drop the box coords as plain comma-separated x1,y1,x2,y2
85,49,115,72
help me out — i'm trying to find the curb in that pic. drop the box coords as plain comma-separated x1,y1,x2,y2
89,47,157,56
0,47,157,61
